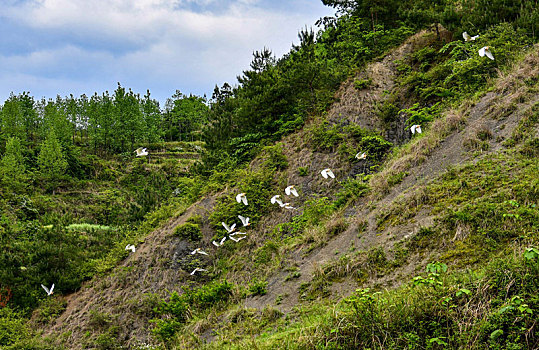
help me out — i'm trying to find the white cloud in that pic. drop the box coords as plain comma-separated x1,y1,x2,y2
0,0,334,103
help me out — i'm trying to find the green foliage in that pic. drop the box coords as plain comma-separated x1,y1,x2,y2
209,169,274,236
377,100,400,124
298,166,309,176
353,78,372,90
248,279,268,296
0,307,29,346
152,280,234,341
309,121,344,151
262,143,288,171
358,135,393,161
335,176,369,207
35,298,67,324
229,133,264,163
277,197,335,238
164,91,208,142
173,222,202,241
37,129,68,180
255,241,279,266
0,137,27,190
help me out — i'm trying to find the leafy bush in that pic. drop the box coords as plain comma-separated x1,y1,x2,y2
358,135,393,161
248,279,268,296
309,121,344,151
173,222,202,241
335,176,369,207
353,78,372,90
262,143,288,171
152,280,234,341
0,307,29,346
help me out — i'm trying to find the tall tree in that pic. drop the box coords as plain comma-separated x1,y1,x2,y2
0,94,26,142
165,91,209,141
141,90,163,144
37,128,68,180
0,136,26,191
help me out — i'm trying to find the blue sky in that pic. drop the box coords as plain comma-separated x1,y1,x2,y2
0,0,334,106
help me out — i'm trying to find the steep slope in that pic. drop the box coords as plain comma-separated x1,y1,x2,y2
38,35,538,349
243,43,539,313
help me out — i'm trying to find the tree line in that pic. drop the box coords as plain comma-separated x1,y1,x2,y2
0,84,210,154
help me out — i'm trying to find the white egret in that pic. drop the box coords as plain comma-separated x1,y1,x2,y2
134,147,148,157
321,168,335,179
236,193,248,205
271,195,284,206
230,236,246,242
355,152,367,160
190,268,207,275
41,283,55,296
190,248,208,256
212,236,227,247
410,125,422,134
221,222,236,233
279,202,296,210
478,46,494,60
285,185,299,197
238,215,250,227
462,32,479,41
125,244,136,253
230,231,247,236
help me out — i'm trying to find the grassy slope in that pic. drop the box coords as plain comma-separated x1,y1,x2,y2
24,31,539,349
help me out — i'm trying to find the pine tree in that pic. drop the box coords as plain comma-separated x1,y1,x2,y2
37,128,68,180
0,136,26,190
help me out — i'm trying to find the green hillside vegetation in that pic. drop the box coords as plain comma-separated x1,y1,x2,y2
0,0,537,349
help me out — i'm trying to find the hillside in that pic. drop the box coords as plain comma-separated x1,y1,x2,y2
1,1,538,349
27,30,538,349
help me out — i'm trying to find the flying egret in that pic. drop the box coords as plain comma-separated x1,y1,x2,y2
321,168,335,179
134,147,148,157
478,46,494,60
190,248,208,256
221,222,236,233
285,185,299,197
355,152,367,160
230,231,247,236
271,195,284,206
41,283,55,296
238,215,250,227
125,244,136,253
410,125,422,134
236,193,248,205
212,236,227,247
279,202,296,210
462,32,479,41
190,268,207,275
230,236,246,242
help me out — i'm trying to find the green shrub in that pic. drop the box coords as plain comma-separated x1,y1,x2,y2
353,78,372,90
335,177,369,207
0,307,29,346
152,280,234,341
263,144,288,171
358,135,393,161
309,121,344,151
248,279,268,296
173,222,202,241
